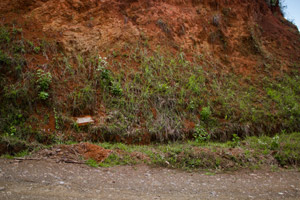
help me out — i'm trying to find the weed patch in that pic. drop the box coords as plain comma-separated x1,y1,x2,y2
0,24,299,145
86,158,99,168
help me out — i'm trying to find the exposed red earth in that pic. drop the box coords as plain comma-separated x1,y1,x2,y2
1,0,299,73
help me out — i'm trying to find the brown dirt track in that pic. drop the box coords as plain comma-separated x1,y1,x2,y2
0,159,300,199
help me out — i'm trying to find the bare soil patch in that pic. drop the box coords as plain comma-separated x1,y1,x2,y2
34,142,111,163
0,159,299,199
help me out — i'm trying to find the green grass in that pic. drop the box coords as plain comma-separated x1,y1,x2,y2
0,24,299,146
99,153,137,167
204,172,216,176
0,154,14,159
93,132,300,170
85,158,99,168
244,132,300,166
1,132,299,171
0,135,43,158
15,149,30,157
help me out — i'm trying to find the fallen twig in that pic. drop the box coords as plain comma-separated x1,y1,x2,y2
13,157,42,161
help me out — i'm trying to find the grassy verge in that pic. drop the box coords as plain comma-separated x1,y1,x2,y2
1,132,299,171
89,132,300,170
0,135,43,157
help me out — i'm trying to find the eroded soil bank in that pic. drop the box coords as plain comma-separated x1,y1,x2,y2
0,159,299,200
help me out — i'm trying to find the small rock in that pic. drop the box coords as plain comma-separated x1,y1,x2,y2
0,187,5,191
76,116,94,126
210,191,217,196
278,192,284,195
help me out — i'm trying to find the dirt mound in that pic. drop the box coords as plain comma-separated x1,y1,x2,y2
2,0,299,67
32,143,151,165
35,143,111,163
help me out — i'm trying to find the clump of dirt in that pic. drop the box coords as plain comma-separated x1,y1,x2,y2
32,143,150,164
2,0,299,70
35,143,112,163
76,142,112,162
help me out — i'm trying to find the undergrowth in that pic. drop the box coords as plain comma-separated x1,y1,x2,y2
95,132,300,170
1,130,299,171
0,23,299,146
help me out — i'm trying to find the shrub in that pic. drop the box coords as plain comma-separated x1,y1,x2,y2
36,69,52,91
34,46,40,54
70,84,96,115
270,135,280,150
0,50,11,66
230,134,241,147
12,27,22,35
0,27,10,43
193,124,210,143
96,57,113,88
110,81,123,96
36,69,52,100
38,91,49,100
200,106,212,121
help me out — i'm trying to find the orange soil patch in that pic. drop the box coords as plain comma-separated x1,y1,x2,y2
183,120,195,133
36,143,112,163
34,142,151,163
1,0,298,82
76,143,111,162
1,0,299,75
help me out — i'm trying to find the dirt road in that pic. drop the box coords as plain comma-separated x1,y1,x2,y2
0,159,299,200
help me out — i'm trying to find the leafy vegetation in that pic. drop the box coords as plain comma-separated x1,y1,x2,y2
246,132,300,166
193,124,210,143
86,158,99,168
0,24,299,149
0,25,54,142
84,132,300,170
36,69,52,101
